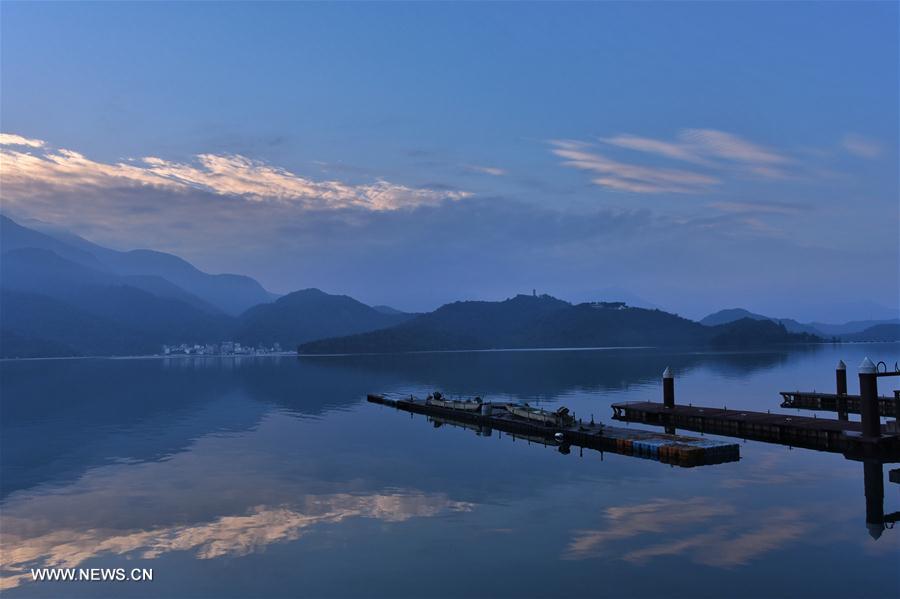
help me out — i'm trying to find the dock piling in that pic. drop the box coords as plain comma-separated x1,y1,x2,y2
836,360,848,395
663,367,674,408
859,357,881,439
837,360,849,421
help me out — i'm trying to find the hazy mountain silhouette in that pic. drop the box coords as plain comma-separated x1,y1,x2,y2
810,319,900,337
0,219,419,356
0,249,411,357
700,306,897,338
700,308,770,326
841,324,900,342
0,248,233,357
1,215,273,314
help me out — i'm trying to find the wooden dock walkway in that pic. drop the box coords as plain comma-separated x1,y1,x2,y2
779,391,898,417
368,394,739,468
611,401,900,459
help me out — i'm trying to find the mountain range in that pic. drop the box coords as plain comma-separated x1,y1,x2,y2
2,215,273,315
0,215,894,358
0,216,411,357
699,308,899,342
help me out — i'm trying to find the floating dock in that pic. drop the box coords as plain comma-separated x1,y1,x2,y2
611,401,900,458
368,394,740,467
779,391,898,417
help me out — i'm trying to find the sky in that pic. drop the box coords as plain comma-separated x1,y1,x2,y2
1,2,898,321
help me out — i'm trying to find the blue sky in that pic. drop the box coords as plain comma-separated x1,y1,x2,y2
1,2,897,321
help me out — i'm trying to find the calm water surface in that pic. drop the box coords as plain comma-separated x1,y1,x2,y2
2,344,898,598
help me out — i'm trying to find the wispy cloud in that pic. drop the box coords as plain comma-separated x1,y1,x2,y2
599,133,712,165
841,133,883,159
680,128,787,165
0,133,469,211
708,200,804,216
464,164,507,176
554,129,795,194
550,140,719,194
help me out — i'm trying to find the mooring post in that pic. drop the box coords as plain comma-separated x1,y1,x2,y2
836,360,848,394
663,367,674,408
859,357,880,438
836,360,849,421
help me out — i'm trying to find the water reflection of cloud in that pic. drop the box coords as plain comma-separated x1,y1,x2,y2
1,411,476,590
564,498,809,568
718,451,856,490
565,498,734,556
2,493,472,590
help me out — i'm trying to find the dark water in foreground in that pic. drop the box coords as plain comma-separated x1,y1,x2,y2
1,344,898,598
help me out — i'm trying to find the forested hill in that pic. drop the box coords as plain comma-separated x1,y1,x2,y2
298,295,820,354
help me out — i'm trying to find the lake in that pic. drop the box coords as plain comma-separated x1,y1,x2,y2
1,344,898,598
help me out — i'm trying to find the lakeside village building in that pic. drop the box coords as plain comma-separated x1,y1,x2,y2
162,341,282,356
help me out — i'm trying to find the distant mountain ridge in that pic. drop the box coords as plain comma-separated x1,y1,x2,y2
298,295,820,354
841,324,900,343
1,247,234,356
1,215,274,315
700,308,770,327
700,307,900,340
0,216,412,358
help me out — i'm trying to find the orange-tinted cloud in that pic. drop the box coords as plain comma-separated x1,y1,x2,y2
0,134,469,211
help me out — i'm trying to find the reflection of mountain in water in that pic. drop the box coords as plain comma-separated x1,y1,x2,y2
299,346,813,400
0,346,818,499
0,357,398,498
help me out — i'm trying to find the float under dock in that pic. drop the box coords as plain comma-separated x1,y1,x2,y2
611,401,900,459
779,391,898,417
368,394,739,467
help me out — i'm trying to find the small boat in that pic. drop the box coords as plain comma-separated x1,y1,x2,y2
507,403,575,427
425,391,484,412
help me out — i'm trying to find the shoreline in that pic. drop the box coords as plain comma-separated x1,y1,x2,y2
0,351,299,363
5,340,897,363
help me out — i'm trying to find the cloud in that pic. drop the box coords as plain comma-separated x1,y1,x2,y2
0,133,45,148
680,128,787,165
708,200,804,215
560,129,794,193
0,133,469,211
600,129,788,168
464,164,507,176
550,140,719,194
841,133,883,159
599,133,711,165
